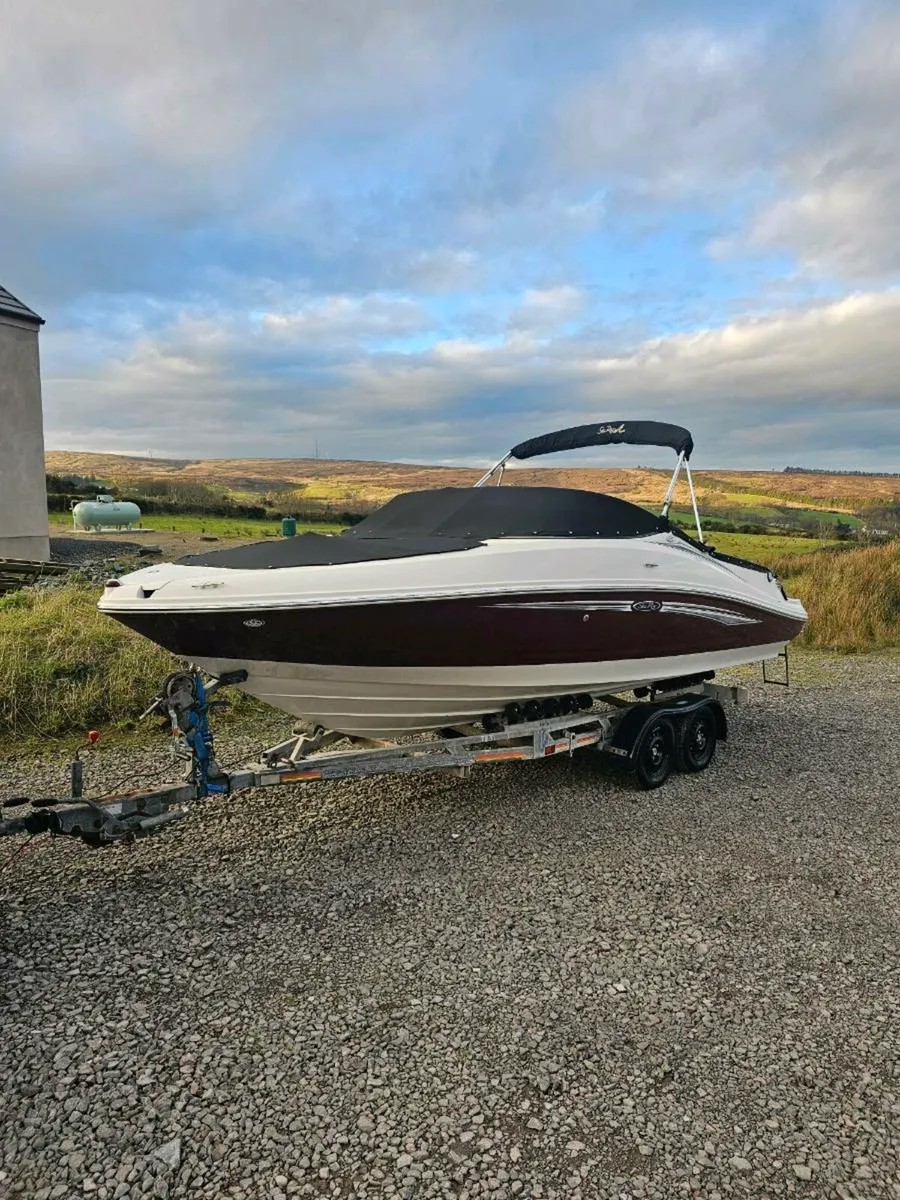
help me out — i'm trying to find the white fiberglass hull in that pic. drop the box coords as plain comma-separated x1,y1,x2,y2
193,642,788,737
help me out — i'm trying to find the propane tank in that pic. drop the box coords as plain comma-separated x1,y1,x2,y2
72,495,142,531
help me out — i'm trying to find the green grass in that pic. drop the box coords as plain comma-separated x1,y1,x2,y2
768,541,900,652
701,532,839,562
672,506,862,533
136,514,343,537
791,509,862,529
51,514,344,539
0,582,179,738
0,581,267,742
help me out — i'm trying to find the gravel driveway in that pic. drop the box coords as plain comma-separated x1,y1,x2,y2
2,654,899,1200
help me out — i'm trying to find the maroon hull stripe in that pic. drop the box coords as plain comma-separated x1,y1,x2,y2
108,590,803,669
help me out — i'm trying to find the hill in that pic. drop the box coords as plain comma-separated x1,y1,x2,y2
45,451,900,516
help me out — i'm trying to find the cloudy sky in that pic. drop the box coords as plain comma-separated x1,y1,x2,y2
3,0,899,468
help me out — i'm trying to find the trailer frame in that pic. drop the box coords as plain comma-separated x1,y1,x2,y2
0,669,746,848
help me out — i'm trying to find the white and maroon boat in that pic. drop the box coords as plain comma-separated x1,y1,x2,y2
99,421,806,737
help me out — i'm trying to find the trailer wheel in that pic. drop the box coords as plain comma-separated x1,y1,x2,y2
676,707,717,773
634,717,675,789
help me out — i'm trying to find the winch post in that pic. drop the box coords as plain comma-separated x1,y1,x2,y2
167,670,229,798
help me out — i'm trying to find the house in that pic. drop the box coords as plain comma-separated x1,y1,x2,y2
0,284,49,561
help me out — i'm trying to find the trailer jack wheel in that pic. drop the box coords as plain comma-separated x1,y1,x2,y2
676,708,717,773
634,717,675,790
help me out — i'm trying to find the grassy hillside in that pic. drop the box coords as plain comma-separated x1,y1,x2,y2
702,470,900,510
706,532,837,560
47,451,900,515
768,541,900,652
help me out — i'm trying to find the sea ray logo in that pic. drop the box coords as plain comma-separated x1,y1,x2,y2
243,617,266,628
596,423,626,435
632,599,662,612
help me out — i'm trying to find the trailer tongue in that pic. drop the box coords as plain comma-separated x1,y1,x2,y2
0,668,744,848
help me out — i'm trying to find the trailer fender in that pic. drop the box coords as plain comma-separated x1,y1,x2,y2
607,694,727,766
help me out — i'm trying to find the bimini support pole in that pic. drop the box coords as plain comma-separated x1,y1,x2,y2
660,451,685,517
475,452,512,488
685,461,704,543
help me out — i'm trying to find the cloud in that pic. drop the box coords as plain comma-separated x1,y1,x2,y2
708,5,900,282
2,0,899,468
509,286,586,333
42,288,900,468
554,3,900,287
555,27,773,202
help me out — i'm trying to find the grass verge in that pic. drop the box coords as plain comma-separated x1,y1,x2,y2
0,582,264,744
51,514,343,539
768,540,900,652
0,582,179,739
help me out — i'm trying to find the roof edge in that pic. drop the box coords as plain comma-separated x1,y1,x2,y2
0,284,45,327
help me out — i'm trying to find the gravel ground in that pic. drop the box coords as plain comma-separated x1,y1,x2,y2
1,653,899,1200
50,537,149,565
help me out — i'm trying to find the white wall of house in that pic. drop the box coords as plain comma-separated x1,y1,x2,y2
0,306,49,561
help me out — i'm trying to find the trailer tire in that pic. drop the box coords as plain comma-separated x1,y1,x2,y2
634,717,675,789
675,707,717,773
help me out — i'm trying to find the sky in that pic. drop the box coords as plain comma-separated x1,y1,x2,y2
2,0,899,470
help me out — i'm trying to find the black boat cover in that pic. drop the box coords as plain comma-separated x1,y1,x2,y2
177,487,669,570
510,420,693,461
178,532,483,570
345,486,667,539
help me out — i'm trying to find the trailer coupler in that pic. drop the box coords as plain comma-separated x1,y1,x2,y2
0,783,198,845
0,666,249,846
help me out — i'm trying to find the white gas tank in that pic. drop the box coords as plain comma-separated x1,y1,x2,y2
72,495,142,531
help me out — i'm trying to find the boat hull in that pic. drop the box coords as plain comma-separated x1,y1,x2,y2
107,588,804,735
186,642,788,736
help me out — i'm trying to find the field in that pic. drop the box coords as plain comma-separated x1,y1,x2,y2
702,532,838,560
49,513,334,540
46,450,900,512
769,540,900,653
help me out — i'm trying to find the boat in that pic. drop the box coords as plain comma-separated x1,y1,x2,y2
98,420,807,737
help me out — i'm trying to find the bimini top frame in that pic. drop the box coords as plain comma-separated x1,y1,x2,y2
474,419,704,543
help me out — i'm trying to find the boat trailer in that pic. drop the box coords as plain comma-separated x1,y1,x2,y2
0,669,746,848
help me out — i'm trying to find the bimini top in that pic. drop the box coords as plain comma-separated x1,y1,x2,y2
510,420,693,462
178,487,668,570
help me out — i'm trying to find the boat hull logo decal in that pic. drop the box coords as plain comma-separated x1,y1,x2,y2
243,618,266,628
487,599,760,626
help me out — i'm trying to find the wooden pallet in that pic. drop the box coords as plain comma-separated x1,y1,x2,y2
0,557,72,595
